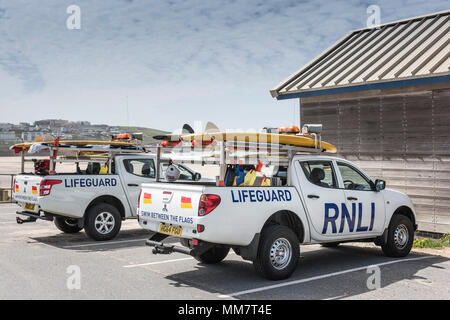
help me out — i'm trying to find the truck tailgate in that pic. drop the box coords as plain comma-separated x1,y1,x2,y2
138,183,205,237
13,175,43,212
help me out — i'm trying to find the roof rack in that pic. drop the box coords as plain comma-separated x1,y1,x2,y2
151,134,331,183
19,142,147,174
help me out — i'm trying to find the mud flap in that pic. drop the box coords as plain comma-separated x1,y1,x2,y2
238,233,260,261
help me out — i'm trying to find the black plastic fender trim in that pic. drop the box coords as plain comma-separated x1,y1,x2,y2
238,233,260,261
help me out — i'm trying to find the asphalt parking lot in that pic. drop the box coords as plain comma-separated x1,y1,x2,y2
0,203,449,300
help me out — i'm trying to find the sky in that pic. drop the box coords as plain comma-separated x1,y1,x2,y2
0,0,448,132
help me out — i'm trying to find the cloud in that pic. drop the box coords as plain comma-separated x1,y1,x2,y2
0,0,448,129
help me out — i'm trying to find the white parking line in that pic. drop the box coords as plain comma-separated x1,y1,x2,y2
124,257,195,268
62,238,148,248
123,250,237,268
218,256,434,298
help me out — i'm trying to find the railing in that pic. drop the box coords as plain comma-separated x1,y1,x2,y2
0,174,15,203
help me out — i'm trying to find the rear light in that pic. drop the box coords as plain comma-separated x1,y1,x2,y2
40,179,62,196
137,189,142,210
198,194,221,216
197,224,205,233
13,177,16,193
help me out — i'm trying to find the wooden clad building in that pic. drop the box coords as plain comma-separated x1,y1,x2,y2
271,11,450,233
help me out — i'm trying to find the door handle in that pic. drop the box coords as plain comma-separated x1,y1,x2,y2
347,197,358,201
308,194,320,199
128,184,139,187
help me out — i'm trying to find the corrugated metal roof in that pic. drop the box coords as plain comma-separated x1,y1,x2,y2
271,10,450,99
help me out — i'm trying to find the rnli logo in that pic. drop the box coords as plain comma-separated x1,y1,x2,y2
323,202,375,234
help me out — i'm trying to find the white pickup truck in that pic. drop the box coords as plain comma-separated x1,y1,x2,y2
138,155,417,280
13,153,208,241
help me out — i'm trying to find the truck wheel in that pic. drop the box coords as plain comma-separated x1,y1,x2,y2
381,214,414,257
84,203,122,241
194,246,230,264
54,217,83,234
253,225,299,280
321,242,340,248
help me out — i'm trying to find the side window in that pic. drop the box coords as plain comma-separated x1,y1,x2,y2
123,159,155,178
337,162,373,191
161,163,194,181
300,161,337,188
177,165,194,181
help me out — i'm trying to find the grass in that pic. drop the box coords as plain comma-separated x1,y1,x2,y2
413,234,450,249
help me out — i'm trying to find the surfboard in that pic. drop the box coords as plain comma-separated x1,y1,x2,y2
182,123,195,134
204,121,219,133
180,131,337,153
10,140,142,154
12,140,139,148
153,123,195,141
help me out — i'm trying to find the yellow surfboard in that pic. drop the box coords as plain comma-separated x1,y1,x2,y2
180,131,337,153
11,140,141,154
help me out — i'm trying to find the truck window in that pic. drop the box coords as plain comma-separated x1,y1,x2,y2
300,161,337,188
161,163,194,180
123,159,155,178
337,162,373,191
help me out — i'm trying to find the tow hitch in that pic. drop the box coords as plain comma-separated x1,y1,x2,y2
16,211,53,224
146,240,192,255
16,216,37,224
146,233,214,257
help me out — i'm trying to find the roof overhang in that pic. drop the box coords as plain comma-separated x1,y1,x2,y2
275,74,450,100
272,10,450,101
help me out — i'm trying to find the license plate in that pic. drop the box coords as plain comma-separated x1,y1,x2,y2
159,224,183,237
24,203,35,211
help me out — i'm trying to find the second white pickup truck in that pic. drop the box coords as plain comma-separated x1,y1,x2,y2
14,153,210,241
138,155,417,280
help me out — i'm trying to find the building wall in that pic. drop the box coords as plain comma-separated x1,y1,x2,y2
300,87,450,233
0,132,16,142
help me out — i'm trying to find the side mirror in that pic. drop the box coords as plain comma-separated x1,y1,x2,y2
375,179,386,191
194,173,201,181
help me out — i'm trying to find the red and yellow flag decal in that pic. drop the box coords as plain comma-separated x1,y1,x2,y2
32,186,38,195
143,193,152,204
181,196,192,209
15,184,19,193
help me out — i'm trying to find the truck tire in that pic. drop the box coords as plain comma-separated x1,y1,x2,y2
84,203,122,241
321,242,340,248
253,225,299,280
381,214,414,257
194,246,230,264
54,217,83,234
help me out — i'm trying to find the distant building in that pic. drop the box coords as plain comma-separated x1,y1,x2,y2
0,123,13,131
21,132,45,142
0,132,16,142
90,124,109,131
34,119,69,127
